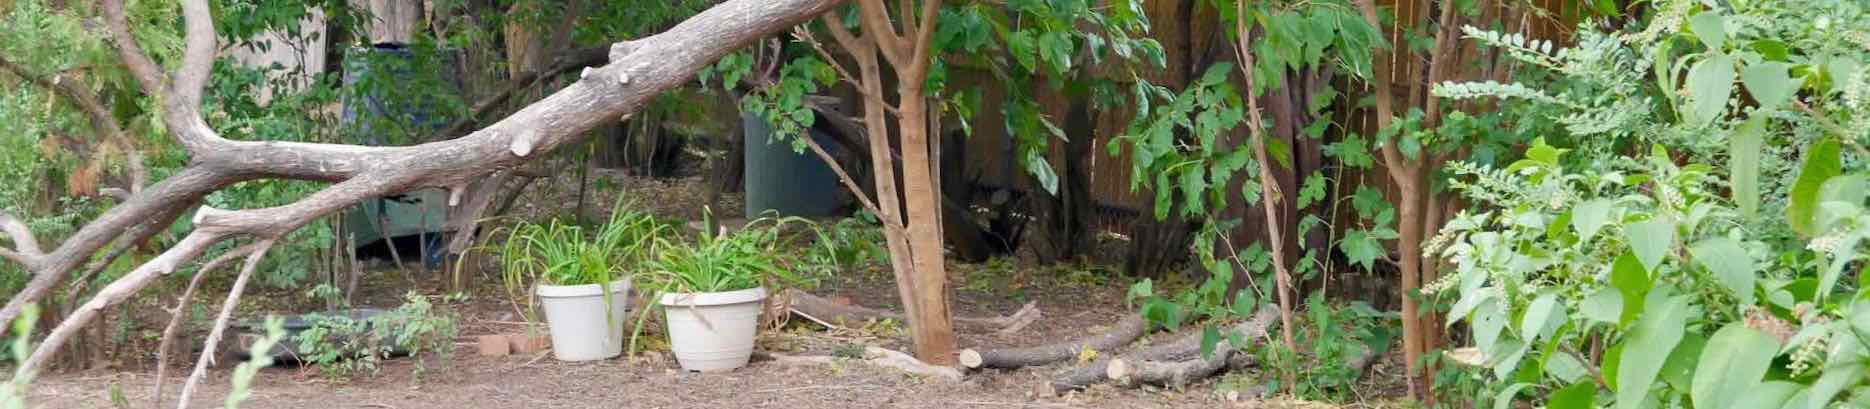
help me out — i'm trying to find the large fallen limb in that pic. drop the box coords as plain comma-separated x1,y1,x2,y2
174,241,274,409
151,243,261,408
780,289,1039,333
1107,309,1281,389
9,0,847,381
1040,306,1277,395
759,346,962,381
958,314,1147,370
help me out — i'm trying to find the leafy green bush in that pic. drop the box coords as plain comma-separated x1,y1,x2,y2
1430,1,1870,406
294,292,459,380
1254,294,1395,401
799,214,888,283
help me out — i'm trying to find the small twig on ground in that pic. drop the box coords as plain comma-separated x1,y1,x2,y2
752,384,877,394
955,401,1086,408
519,349,553,368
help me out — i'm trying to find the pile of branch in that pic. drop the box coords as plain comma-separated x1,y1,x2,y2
757,346,962,381
1040,306,1279,395
779,289,1040,335
958,314,1147,370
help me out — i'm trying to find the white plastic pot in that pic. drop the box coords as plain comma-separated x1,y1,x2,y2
660,287,767,372
536,280,631,361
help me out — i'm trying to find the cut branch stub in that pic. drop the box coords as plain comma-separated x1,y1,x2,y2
511,129,540,157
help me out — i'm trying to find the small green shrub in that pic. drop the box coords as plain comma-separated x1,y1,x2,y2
627,214,806,355
294,292,458,380
646,216,799,294
499,201,663,287
799,215,888,283
1255,294,1395,402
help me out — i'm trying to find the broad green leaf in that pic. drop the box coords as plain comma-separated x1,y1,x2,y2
1449,287,1498,326
1573,199,1616,240
1297,173,1326,209
1494,383,1535,409
1200,324,1221,359
1742,62,1794,110
1750,40,1790,61
1522,292,1562,342
1688,54,1735,126
1730,116,1765,218
1732,382,1802,409
1661,333,1706,391
1690,238,1756,307
1007,30,1039,71
1611,252,1650,326
1551,382,1597,409
1026,154,1060,195
1582,288,1624,325
1817,175,1870,228
1692,323,1781,409
1474,298,1507,351
1851,296,1870,339
1489,338,1530,381
1806,363,1864,409
1614,292,1689,409
1691,12,1727,52
1340,229,1388,273
1626,219,1674,273
1547,352,1589,383
1788,138,1842,237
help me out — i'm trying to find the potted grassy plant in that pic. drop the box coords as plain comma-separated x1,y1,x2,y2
634,216,799,372
500,204,662,362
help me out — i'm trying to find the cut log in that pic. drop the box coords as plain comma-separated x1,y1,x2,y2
780,289,1039,333
959,314,1147,370
1106,350,1230,389
1041,306,1278,395
757,346,962,381
1105,311,1280,389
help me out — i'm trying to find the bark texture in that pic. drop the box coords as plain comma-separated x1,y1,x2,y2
958,314,1147,370
1042,306,1277,395
1106,308,1280,389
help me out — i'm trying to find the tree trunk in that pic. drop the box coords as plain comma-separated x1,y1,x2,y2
894,75,957,367
1032,98,1095,263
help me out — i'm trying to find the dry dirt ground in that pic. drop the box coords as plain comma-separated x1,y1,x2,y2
24,269,1408,409
18,171,1410,408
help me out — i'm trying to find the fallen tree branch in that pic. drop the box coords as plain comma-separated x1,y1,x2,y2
1107,310,1281,389
174,240,274,409
959,314,1147,370
1040,306,1278,396
781,289,1038,333
152,243,260,409
10,0,847,380
0,212,42,263
759,346,962,381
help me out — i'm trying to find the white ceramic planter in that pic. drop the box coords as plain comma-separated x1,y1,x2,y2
660,287,767,372
536,280,631,361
